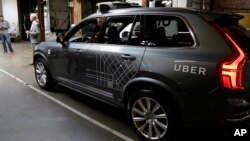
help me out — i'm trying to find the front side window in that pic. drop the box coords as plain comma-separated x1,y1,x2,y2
94,16,143,46
145,15,194,47
66,19,99,43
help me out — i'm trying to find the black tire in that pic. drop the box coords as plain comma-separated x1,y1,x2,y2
127,90,177,141
34,58,56,90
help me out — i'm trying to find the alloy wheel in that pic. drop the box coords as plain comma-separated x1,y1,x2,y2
35,61,47,87
131,97,168,140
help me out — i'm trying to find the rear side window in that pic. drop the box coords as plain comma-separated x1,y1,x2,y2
145,15,194,47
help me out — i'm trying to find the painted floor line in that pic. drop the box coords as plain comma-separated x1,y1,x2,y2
23,50,33,54
0,68,135,141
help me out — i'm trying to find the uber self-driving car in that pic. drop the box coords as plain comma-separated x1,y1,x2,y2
33,7,250,140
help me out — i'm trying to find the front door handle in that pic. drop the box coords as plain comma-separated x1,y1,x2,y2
121,54,136,61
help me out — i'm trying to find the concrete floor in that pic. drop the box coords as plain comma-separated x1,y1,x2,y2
0,41,139,141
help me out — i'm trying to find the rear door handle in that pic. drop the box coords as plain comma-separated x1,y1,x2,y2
74,49,81,55
121,54,136,61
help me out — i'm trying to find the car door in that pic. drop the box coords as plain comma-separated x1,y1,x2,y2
50,19,98,86
84,15,146,101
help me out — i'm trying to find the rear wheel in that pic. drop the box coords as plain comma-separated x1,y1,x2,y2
35,58,56,90
127,90,176,141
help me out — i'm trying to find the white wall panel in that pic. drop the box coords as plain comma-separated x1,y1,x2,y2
1,0,19,35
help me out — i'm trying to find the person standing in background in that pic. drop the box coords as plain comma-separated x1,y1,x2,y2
26,13,40,65
0,15,14,53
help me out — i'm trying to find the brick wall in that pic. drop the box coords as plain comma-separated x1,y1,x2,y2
214,0,250,12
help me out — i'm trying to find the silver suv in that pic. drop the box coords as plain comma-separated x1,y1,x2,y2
34,7,250,140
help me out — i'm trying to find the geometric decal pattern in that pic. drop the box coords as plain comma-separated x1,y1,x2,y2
85,49,138,91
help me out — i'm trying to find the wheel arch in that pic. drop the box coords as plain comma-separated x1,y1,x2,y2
33,51,57,90
33,52,53,75
123,77,184,119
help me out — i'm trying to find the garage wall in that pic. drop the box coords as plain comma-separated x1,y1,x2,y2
239,13,250,29
213,0,250,29
49,0,70,31
214,0,250,12
1,0,19,36
172,0,188,7
0,1,2,14
191,0,211,11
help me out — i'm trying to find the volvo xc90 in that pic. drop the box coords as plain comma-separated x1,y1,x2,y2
33,7,250,140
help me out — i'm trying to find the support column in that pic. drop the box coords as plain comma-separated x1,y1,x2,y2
37,0,45,41
142,0,149,7
73,0,82,24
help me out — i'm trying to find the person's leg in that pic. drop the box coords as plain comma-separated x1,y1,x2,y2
30,43,37,65
5,33,14,52
1,34,7,53
32,43,35,52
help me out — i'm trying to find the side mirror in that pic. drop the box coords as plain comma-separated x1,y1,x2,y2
56,33,65,46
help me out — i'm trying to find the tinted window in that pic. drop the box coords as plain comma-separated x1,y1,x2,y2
145,15,194,47
127,16,144,46
94,16,143,46
67,19,98,42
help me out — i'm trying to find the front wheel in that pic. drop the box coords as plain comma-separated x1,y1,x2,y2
34,58,56,90
127,90,176,141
